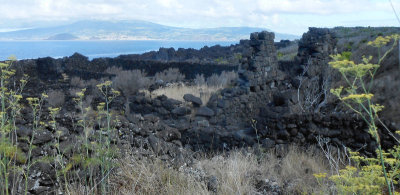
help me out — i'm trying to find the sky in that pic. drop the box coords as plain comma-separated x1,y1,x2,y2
0,0,399,35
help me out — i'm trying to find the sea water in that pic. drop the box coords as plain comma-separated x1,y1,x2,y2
0,40,236,60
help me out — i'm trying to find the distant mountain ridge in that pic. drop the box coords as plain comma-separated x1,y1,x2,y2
0,20,299,41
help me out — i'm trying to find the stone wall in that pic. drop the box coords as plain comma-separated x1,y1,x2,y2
182,28,398,155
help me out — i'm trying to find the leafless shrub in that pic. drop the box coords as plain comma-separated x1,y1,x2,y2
155,68,185,83
316,135,351,176
86,79,101,88
112,69,151,98
297,58,331,113
69,88,82,97
70,77,85,88
106,66,151,97
206,71,237,87
47,89,65,107
194,74,206,86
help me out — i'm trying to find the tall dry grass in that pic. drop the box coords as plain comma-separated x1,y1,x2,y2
86,145,333,195
196,145,331,194
108,157,209,195
151,71,237,104
150,84,222,105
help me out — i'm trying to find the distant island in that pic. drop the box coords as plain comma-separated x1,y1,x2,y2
0,20,300,41
46,33,79,40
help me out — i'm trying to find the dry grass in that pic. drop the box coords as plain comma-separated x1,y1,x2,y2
272,146,332,193
150,84,222,105
69,145,332,195
109,157,209,195
196,151,260,194
195,145,331,194
150,71,237,104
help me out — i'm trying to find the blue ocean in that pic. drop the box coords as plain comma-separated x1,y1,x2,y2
0,40,236,60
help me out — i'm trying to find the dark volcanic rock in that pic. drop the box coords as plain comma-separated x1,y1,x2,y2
16,125,32,137
32,130,53,145
148,134,163,155
172,106,191,116
157,126,181,142
196,107,215,117
183,94,203,106
162,98,182,111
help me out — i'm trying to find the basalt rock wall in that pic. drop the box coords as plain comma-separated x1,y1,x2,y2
182,28,398,154
14,54,237,84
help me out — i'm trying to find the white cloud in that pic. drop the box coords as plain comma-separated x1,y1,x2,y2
0,0,398,34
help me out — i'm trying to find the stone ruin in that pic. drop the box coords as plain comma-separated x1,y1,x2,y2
238,31,282,92
5,28,400,194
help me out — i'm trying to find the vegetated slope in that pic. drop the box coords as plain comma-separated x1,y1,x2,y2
330,27,400,123
0,20,299,41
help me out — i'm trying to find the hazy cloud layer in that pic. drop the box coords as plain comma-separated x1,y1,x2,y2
0,0,398,34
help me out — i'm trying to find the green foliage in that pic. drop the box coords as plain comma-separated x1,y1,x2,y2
344,42,354,51
215,57,228,64
277,51,284,59
234,53,242,61
340,51,352,60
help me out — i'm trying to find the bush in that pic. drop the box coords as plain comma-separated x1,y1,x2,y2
70,77,85,88
194,74,206,86
154,68,185,83
206,71,237,87
108,68,151,98
47,89,65,107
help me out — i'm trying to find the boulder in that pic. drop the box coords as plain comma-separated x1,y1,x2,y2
261,138,275,149
162,98,182,111
172,106,191,116
183,94,202,106
32,130,53,145
148,135,163,155
196,107,215,117
197,120,210,127
16,125,32,137
156,126,181,142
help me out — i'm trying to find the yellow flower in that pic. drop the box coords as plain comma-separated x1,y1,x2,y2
368,36,391,47
371,104,384,113
111,89,120,96
76,88,86,97
49,107,60,114
0,62,9,68
313,173,327,179
13,94,22,99
41,93,48,98
330,86,343,97
7,55,16,61
385,158,397,166
342,93,373,101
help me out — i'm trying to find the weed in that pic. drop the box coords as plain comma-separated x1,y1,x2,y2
316,34,400,194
